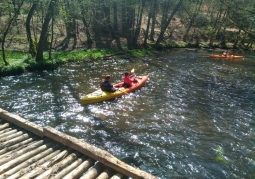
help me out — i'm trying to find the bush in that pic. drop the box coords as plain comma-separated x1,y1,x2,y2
0,64,25,77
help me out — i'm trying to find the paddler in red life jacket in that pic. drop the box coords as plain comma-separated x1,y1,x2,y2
223,50,229,56
122,72,137,88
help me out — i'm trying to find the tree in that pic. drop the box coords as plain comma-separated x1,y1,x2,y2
182,0,203,42
78,0,93,49
143,0,153,47
132,0,145,48
26,2,38,57
155,0,183,49
36,0,57,61
149,0,157,42
1,0,24,65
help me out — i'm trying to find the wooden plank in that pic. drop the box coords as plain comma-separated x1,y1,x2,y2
7,148,64,179
0,133,31,150
0,142,54,175
80,162,105,179
43,126,157,179
0,123,9,130
51,155,88,179
35,152,82,179
0,143,61,178
62,158,95,179
97,168,116,179
0,137,35,155
0,108,43,137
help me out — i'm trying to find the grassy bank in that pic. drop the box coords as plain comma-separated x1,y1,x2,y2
0,49,155,77
1,40,245,78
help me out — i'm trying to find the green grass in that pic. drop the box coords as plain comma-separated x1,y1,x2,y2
0,48,155,77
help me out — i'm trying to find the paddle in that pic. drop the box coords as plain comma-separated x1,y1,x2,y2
130,68,137,79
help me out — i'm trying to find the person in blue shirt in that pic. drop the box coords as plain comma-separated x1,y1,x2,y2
100,75,117,92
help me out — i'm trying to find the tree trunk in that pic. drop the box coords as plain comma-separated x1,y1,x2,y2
121,0,127,37
78,0,93,49
59,18,76,50
93,0,104,48
209,8,223,45
155,0,183,49
1,0,24,65
132,0,145,48
143,0,153,47
183,0,203,42
49,10,54,59
149,0,157,41
112,2,122,49
26,2,37,57
36,0,56,61
126,1,135,49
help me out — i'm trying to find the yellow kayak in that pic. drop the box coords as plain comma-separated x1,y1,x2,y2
80,75,149,105
210,55,243,59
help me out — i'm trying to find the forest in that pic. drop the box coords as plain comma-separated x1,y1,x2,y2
0,0,255,75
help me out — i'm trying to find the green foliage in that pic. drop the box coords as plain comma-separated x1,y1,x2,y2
129,50,152,56
0,64,26,77
0,48,159,77
195,15,209,28
26,59,58,71
52,49,116,61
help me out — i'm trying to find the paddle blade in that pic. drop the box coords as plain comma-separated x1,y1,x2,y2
131,68,135,73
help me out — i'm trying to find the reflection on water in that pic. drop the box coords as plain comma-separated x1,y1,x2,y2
1,49,255,178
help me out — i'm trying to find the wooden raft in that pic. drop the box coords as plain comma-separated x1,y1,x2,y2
0,108,157,179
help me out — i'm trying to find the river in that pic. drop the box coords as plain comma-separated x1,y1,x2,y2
1,49,254,178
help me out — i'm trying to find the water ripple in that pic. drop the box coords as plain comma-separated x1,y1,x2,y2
0,50,254,178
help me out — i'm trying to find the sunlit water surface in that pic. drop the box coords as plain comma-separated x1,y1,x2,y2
1,49,255,178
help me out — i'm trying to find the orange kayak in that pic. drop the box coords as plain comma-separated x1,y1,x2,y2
210,55,243,59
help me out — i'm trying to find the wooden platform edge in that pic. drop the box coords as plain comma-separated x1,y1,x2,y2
0,108,157,179
43,126,157,179
0,108,43,137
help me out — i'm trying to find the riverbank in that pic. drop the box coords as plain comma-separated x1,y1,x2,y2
0,48,158,77
0,42,250,78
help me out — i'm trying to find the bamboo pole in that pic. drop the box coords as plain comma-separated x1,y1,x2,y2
0,131,26,142
0,133,31,150
34,152,82,179
0,136,37,155
8,147,65,179
96,168,116,179
0,140,45,165
62,158,95,179
44,126,157,179
0,142,54,175
0,140,39,159
0,143,61,179
52,155,88,179
0,130,21,141
19,148,72,179
0,127,12,135
46,148,73,167
110,173,123,179
0,123,9,130
80,162,105,179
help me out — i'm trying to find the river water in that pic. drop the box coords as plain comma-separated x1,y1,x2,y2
1,49,255,178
